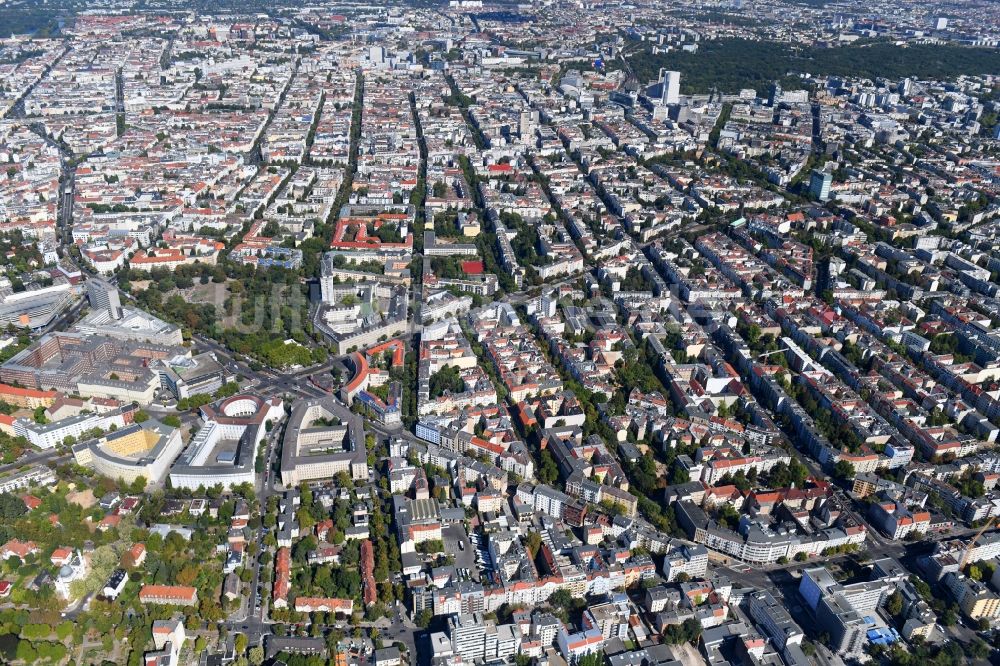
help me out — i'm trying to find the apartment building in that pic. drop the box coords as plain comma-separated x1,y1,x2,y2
661,542,709,582
944,573,1000,621
138,585,198,607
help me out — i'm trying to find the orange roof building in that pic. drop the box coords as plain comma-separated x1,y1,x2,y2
50,547,73,566
272,547,291,609
293,597,354,615
0,539,38,561
138,585,198,606
127,543,147,567
0,383,58,409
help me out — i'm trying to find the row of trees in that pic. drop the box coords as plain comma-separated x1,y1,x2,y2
715,458,810,492
629,39,1000,94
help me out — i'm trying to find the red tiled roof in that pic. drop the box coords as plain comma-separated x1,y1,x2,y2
139,585,197,602
50,547,72,564
294,597,354,613
1,539,37,559
0,383,58,400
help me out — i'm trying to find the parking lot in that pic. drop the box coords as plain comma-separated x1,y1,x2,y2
469,528,494,581
442,523,480,581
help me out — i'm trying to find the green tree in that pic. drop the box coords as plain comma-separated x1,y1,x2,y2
214,382,240,399
538,450,559,485
15,641,36,662
668,461,690,485
297,507,316,532
662,618,702,645
832,460,855,481
886,590,903,617
967,637,990,658
0,493,27,521
56,621,73,642
525,532,542,559
717,504,741,530
428,365,465,399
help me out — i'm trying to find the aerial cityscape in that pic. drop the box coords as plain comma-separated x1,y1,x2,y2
0,0,999,665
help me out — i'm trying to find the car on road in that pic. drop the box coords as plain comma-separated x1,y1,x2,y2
458,541,464,551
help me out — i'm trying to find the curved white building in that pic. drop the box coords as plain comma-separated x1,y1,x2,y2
169,393,284,490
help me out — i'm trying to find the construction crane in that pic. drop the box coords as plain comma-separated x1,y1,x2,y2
959,517,997,570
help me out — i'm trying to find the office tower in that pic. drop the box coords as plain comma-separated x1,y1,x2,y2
659,69,680,106
856,90,876,107
519,110,538,140
770,81,782,106
87,278,123,320
809,170,833,202
449,613,486,661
